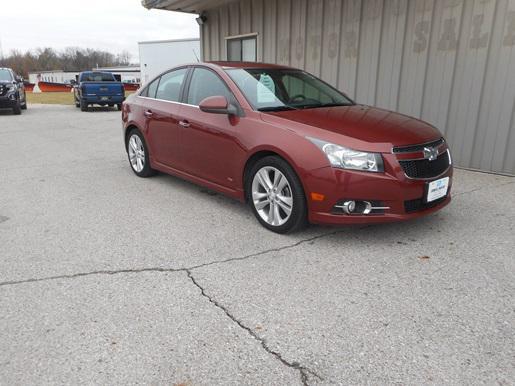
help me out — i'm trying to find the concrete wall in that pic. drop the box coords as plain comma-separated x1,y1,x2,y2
200,0,515,175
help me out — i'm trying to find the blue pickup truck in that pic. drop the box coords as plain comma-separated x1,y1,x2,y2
73,71,125,112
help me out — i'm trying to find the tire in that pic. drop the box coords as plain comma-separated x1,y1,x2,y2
12,99,21,115
80,99,88,112
126,128,156,178
247,156,307,234
21,99,27,110
116,103,122,111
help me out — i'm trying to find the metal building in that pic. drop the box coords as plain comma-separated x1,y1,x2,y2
143,0,515,175
139,38,201,84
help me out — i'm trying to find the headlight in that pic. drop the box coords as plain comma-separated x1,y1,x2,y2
307,137,384,172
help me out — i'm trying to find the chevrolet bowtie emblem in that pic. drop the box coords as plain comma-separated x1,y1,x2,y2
423,146,439,161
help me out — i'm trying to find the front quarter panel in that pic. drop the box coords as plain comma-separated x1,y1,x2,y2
239,111,333,202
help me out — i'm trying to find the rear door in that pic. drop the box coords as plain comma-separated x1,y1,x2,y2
177,67,245,188
142,68,189,168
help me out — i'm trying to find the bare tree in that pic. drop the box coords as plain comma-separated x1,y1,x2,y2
0,47,134,78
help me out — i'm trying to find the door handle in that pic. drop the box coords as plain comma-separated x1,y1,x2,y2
179,120,190,128
144,110,153,118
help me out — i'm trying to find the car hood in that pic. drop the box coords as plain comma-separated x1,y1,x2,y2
261,105,442,152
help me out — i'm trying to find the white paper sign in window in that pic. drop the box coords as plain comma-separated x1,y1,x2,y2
257,74,276,103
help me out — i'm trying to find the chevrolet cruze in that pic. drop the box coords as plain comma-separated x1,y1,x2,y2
122,62,452,233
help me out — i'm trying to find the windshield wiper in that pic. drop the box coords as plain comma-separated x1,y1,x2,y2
258,105,298,112
301,102,353,109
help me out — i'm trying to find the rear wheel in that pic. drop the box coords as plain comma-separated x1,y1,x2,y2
126,129,156,178
117,103,122,111
247,156,307,233
80,99,88,112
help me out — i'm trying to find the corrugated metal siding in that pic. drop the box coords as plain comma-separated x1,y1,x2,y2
201,0,515,175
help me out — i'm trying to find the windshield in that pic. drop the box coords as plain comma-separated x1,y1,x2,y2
80,72,115,82
0,69,13,82
226,68,353,111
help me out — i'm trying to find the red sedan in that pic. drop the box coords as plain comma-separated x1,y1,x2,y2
122,62,452,233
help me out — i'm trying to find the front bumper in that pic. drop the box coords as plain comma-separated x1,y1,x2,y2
304,152,453,225
0,94,17,108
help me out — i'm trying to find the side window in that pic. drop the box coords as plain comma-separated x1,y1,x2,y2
145,78,160,99
187,68,233,106
155,68,188,102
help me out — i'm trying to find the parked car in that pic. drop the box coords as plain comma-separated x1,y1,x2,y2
121,62,452,233
0,68,27,115
73,71,124,112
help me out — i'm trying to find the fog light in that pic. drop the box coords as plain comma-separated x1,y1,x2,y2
343,200,356,214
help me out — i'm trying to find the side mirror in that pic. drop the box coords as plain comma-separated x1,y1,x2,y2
199,96,238,116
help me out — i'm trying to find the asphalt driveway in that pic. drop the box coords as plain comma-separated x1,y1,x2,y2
0,104,514,385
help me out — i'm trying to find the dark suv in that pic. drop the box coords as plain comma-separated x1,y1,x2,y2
0,68,27,115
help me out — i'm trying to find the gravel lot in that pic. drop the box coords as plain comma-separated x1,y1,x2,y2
1,104,514,385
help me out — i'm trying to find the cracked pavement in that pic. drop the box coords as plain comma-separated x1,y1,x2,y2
1,105,514,384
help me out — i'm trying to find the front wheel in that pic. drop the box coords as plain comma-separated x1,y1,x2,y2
13,99,21,115
247,156,307,234
126,129,156,178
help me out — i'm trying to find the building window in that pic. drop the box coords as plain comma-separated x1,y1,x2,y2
227,35,257,62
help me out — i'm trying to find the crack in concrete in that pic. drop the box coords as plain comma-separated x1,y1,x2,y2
186,269,323,386
0,267,183,287
0,231,339,385
187,229,348,272
0,229,347,288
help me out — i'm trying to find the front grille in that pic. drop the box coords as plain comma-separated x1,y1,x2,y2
393,138,444,153
399,151,450,179
404,196,447,213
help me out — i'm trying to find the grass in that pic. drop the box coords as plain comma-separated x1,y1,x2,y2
26,91,134,105
26,92,75,105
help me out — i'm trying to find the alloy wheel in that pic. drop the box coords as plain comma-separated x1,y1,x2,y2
251,166,293,226
128,134,145,173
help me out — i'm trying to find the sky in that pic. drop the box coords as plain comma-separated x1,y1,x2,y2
0,0,200,63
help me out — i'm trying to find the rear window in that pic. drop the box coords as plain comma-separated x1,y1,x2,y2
80,72,115,82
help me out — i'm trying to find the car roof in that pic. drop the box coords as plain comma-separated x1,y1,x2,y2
207,61,294,70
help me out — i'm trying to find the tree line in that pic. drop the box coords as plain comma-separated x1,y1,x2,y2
0,47,132,78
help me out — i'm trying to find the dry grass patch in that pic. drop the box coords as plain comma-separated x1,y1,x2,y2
26,91,134,105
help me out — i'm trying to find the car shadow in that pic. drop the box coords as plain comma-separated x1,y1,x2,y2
148,170,447,240
0,108,15,115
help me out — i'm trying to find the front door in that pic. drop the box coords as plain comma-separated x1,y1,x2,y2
178,67,245,189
